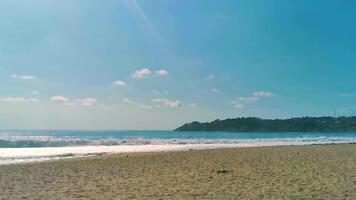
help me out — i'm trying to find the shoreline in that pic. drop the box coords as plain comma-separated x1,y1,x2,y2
1,141,356,166
1,143,356,199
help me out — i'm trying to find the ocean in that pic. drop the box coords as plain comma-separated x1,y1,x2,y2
1,130,356,165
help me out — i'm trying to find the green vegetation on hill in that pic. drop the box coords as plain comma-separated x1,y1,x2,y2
175,117,356,132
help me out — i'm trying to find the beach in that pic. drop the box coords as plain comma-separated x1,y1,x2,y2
1,144,356,200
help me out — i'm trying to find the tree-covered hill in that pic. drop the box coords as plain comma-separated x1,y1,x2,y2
175,117,356,132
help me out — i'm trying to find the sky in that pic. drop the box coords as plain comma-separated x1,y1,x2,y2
0,0,356,130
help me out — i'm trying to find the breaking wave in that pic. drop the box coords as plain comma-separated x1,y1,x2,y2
1,130,356,165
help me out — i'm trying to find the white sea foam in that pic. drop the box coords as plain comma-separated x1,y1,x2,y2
1,137,356,165
2,132,356,146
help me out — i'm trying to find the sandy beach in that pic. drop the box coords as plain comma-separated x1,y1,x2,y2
1,144,356,200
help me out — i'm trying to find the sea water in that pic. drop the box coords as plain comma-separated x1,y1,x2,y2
1,130,356,165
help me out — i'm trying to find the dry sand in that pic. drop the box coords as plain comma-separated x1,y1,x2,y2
1,144,356,200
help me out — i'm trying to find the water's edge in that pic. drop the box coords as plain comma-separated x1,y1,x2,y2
1,140,355,165
2,130,356,165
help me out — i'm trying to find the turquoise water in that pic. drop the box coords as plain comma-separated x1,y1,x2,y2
1,130,356,148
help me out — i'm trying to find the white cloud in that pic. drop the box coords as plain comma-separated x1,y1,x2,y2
113,80,127,87
50,96,70,103
152,98,182,108
155,69,169,76
253,91,274,97
166,101,181,108
132,68,152,79
75,98,97,106
12,74,37,80
131,68,169,79
1,97,39,103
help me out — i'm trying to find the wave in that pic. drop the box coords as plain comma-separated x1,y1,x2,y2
0,152,107,165
1,134,356,147
1,137,356,165
2,130,356,165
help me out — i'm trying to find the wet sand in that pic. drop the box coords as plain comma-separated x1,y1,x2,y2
1,144,356,199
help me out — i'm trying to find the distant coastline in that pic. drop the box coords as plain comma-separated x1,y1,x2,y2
175,116,356,132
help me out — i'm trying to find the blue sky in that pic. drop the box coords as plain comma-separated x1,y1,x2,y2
0,0,355,130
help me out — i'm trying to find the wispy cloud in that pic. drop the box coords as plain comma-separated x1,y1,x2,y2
122,98,153,110
188,103,197,108
132,68,152,79
124,0,162,44
339,93,356,97
139,104,154,110
31,91,39,95
123,98,135,104
152,98,182,108
50,95,70,103
206,75,215,80
75,98,97,106
132,68,169,79
214,13,229,21
232,96,259,108
253,91,274,97
50,96,98,107
49,95,73,106
122,97,182,109
122,98,181,110
123,0,175,62
232,91,274,109
155,69,169,76
12,74,37,80
238,96,260,103
1,97,39,103
152,90,169,95
26,90,39,95
232,101,245,108
113,80,127,87
212,88,220,93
